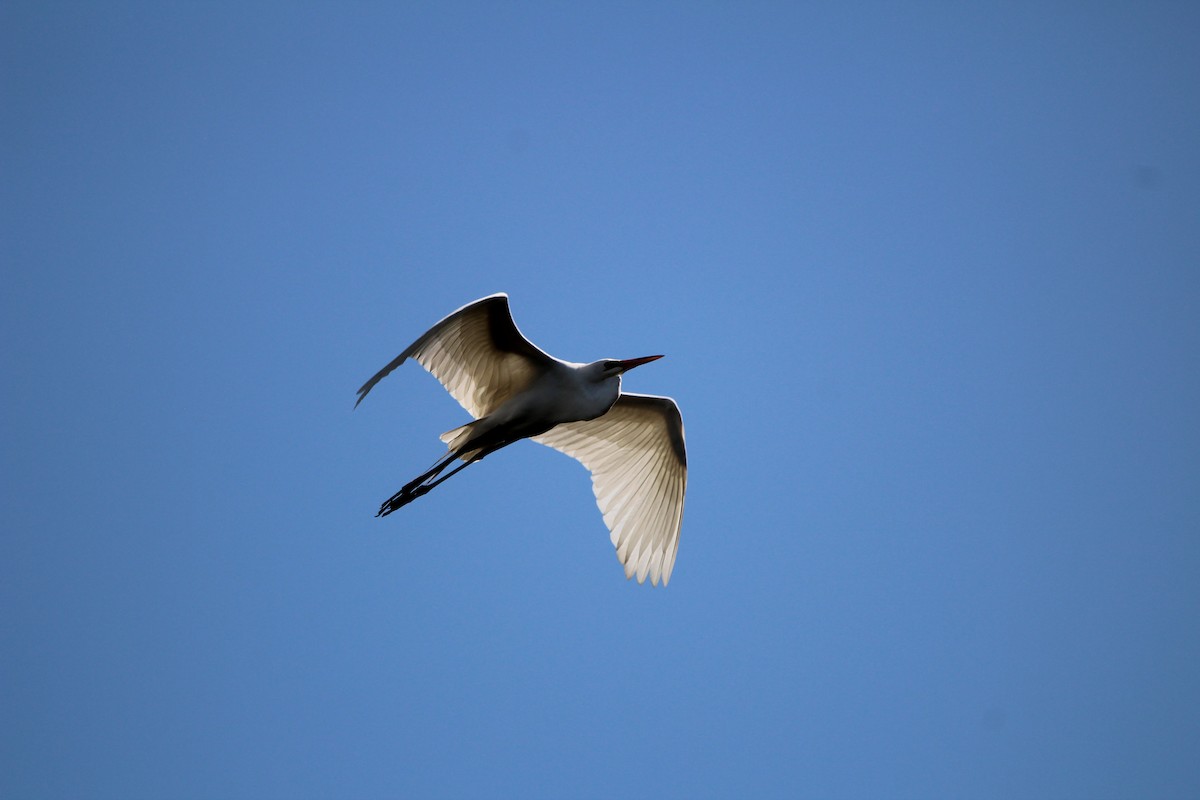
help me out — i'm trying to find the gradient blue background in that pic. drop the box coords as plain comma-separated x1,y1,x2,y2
4,2,1199,798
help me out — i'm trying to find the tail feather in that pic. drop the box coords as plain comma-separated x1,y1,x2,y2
440,422,481,460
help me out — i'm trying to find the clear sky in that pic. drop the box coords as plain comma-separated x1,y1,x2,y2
3,2,1199,798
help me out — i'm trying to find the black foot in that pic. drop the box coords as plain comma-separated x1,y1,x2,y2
376,484,432,517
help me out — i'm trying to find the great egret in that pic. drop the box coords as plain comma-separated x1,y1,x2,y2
356,293,686,586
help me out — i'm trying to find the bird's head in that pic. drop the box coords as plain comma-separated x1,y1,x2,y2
591,354,664,381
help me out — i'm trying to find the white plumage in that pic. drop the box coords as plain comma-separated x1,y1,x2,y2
356,293,687,586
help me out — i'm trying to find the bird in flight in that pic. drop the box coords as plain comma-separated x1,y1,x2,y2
355,293,686,586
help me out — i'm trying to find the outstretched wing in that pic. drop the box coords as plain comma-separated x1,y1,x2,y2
533,393,687,586
355,293,557,418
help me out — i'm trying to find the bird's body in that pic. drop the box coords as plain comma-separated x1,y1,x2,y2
356,293,686,586
459,359,621,447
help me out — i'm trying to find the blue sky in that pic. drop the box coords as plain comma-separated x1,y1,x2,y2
3,2,1198,798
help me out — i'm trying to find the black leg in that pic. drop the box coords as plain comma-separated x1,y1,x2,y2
376,450,489,517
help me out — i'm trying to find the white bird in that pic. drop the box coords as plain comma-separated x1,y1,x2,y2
355,293,686,586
